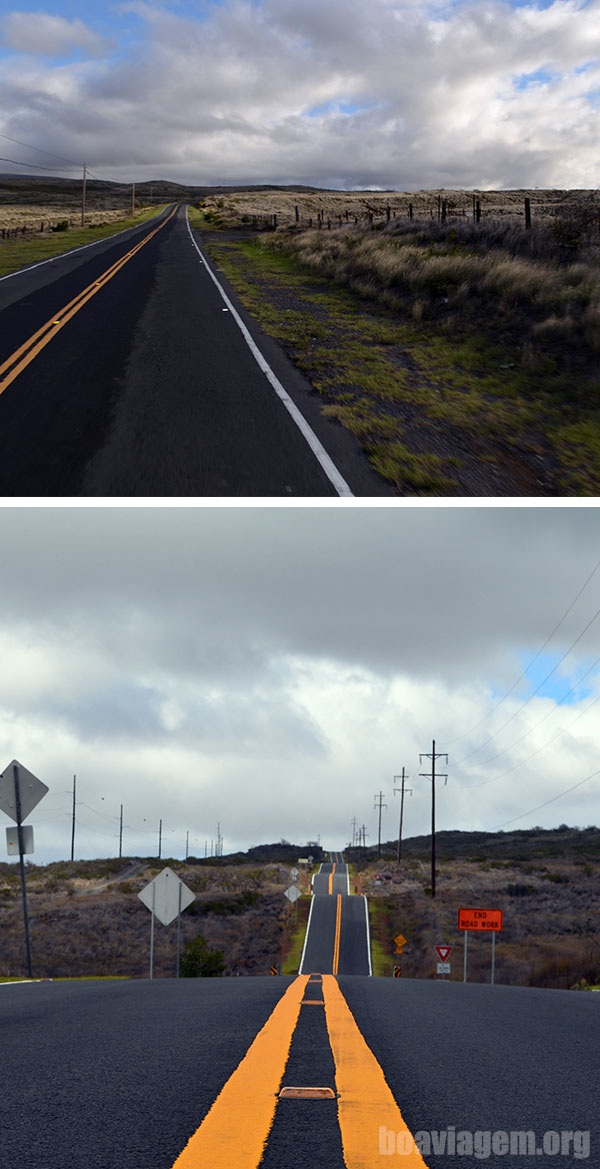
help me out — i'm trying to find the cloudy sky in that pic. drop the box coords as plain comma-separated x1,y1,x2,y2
0,0,598,190
0,504,599,865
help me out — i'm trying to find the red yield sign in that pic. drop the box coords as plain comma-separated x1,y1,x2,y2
458,907,503,931
435,946,453,962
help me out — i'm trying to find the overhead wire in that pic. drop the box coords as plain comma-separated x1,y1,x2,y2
462,650,600,782
453,593,600,767
494,767,600,830
441,552,600,751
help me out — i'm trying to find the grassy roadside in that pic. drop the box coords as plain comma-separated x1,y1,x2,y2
187,203,600,495
281,898,311,974
0,204,170,279
368,900,395,978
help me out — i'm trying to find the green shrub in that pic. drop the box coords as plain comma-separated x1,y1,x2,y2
50,220,69,233
180,934,225,977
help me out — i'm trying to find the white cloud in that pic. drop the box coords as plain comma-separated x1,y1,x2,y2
0,12,114,59
0,0,598,186
0,508,597,863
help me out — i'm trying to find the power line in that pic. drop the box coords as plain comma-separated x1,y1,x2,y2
0,130,83,167
465,692,600,790
462,651,600,782
442,553,600,749
0,155,80,175
494,767,600,830
454,595,600,766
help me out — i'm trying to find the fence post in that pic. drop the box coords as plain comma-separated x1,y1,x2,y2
476,199,481,223
524,198,531,230
409,203,413,220
441,199,447,224
386,203,391,221
295,205,299,223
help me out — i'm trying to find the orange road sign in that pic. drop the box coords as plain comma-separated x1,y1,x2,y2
393,966,402,978
458,907,503,931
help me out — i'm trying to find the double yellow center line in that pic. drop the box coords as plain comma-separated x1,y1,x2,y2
0,205,178,397
171,974,428,1168
332,893,342,975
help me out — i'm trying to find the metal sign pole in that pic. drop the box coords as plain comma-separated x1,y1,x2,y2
176,882,182,977
463,930,468,984
150,881,155,980
13,764,32,978
491,931,496,985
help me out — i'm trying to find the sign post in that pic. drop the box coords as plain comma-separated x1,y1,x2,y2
0,759,49,979
458,908,503,984
138,868,195,979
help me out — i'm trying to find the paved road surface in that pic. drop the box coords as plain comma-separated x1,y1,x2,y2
1,975,597,1168
0,205,395,497
300,853,372,977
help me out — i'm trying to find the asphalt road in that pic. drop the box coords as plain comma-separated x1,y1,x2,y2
1,975,597,1169
300,856,372,976
0,205,395,497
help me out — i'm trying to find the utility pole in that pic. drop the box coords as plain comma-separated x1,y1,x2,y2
374,791,387,857
419,740,448,898
360,824,368,858
185,830,189,860
13,764,32,977
70,774,76,862
81,164,87,227
393,768,412,863
158,818,162,860
351,816,357,848
119,804,123,859
131,182,135,217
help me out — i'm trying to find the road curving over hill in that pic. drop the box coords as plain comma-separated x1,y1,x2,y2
299,851,372,977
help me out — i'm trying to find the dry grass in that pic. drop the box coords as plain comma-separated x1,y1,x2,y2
356,830,600,988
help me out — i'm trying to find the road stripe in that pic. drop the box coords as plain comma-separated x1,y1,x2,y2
0,205,177,396
184,207,354,498
298,893,316,975
322,976,429,1168
170,975,309,1169
363,896,373,976
0,206,173,283
332,893,342,975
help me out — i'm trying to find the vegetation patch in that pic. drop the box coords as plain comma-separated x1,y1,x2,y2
191,206,600,495
0,204,169,279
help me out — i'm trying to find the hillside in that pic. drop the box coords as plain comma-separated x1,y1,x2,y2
351,826,600,988
1,829,597,988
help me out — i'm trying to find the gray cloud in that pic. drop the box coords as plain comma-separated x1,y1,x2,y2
0,0,598,187
0,506,599,862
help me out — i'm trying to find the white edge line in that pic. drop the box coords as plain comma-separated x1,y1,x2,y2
298,892,316,975
0,205,172,284
363,895,373,977
346,865,350,895
184,206,353,498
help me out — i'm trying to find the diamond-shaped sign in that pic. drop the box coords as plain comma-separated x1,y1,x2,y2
0,760,48,823
284,885,301,903
138,867,195,925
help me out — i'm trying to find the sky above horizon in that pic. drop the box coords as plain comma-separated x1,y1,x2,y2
0,0,598,189
0,505,599,866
